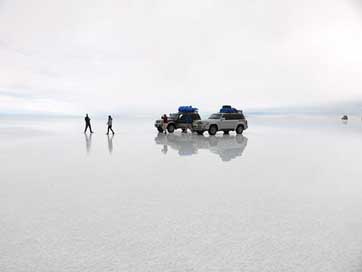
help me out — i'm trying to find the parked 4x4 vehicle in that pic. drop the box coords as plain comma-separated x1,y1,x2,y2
192,108,248,135
155,107,201,133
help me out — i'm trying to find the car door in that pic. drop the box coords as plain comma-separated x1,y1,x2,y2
177,114,187,129
192,113,201,122
232,113,244,129
190,113,200,126
219,114,230,129
221,114,236,130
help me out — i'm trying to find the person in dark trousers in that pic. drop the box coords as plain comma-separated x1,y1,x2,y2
84,114,93,133
161,114,168,134
106,115,115,135
184,114,193,133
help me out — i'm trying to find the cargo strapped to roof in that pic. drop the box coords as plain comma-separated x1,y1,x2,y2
219,105,239,113
178,106,198,113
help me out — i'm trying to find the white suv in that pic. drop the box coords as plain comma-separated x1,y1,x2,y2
192,112,248,135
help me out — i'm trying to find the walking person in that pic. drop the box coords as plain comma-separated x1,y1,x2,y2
106,115,115,135
84,114,93,133
161,114,168,134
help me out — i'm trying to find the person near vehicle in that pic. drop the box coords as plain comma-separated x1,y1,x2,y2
106,115,115,135
84,114,93,133
184,114,193,133
161,114,168,134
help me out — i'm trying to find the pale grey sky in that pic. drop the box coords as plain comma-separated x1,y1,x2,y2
0,0,362,114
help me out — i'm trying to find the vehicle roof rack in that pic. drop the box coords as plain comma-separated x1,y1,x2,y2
178,106,198,113
219,105,239,113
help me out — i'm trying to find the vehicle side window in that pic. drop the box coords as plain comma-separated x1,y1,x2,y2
178,114,186,122
234,114,242,120
226,113,242,120
193,114,201,121
225,114,234,120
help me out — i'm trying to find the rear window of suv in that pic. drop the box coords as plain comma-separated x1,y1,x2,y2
192,113,201,121
225,113,243,120
209,114,222,119
178,113,200,122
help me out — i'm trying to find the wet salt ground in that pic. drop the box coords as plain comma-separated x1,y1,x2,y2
1,116,362,271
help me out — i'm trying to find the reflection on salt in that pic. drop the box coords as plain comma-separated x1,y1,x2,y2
84,133,92,154
107,134,114,154
155,133,248,162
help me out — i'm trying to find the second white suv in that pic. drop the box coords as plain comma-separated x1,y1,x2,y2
192,112,248,135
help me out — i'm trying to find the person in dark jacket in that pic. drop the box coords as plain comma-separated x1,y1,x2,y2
161,114,168,134
184,114,193,133
106,115,115,135
84,114,93,133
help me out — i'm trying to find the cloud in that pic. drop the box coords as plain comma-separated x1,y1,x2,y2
1,0,362,114
0,93,80,114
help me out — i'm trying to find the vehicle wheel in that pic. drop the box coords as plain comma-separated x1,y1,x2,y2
236,125,244,134
224,130,230,134
167,124,175,133
208,125,218,136
157,127,164,133
197,131,204,135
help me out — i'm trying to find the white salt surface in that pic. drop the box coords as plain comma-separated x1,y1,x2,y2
1,115,362,271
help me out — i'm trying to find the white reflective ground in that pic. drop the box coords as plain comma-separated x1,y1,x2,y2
1,116,362,271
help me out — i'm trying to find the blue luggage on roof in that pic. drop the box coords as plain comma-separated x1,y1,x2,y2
178,106,198,113
220,105,238,113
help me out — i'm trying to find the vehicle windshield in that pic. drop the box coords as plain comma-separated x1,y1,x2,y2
209,113,222,119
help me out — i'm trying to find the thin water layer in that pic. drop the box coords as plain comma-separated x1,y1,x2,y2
1,116,362,271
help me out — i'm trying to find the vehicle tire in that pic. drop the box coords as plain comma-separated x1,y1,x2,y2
167,124,175,133
197,131,204,135
208,125,218,136
224,130,230,134
157,127,164,133
236,125,244,134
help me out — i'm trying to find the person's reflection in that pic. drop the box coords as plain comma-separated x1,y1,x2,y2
107,134,114,154
162,144,168,154
85,133,92,154
156,133,168,154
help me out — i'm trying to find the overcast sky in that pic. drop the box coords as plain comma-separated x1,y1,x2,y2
1,0,362,115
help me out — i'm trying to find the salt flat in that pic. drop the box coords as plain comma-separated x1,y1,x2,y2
1,115,362,272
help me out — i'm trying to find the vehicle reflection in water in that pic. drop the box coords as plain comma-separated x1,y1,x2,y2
155,133,248,162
